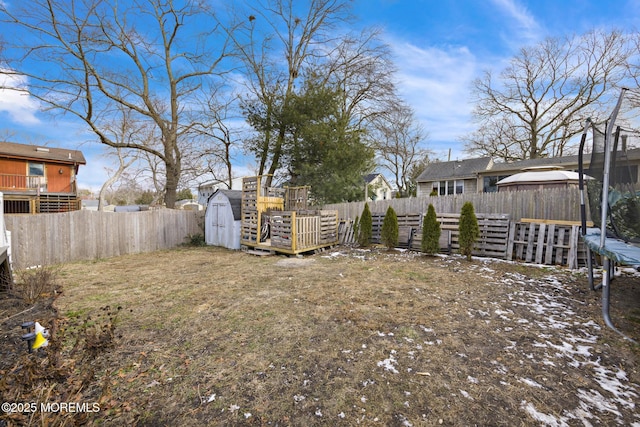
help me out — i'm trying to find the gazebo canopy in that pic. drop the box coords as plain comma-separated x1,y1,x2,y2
497,170,585,186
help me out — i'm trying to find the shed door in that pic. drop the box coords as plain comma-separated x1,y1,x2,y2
209,202,225,246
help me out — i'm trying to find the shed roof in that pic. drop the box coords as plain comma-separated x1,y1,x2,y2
210,189,243,220
0,141,86,164
417,157,493,181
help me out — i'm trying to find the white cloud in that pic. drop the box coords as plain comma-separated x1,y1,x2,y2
0,70,41,125
490,0,541,46
388,39,479,160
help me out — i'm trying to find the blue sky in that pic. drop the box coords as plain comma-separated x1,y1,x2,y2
1,0,639,192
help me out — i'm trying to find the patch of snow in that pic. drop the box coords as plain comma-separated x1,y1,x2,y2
459,390,473,400
521,401,569,427
396,414,413,426
518,377,544,388
592,366,639,410
377,353,399,374
576,388,622,417
504,341,517,350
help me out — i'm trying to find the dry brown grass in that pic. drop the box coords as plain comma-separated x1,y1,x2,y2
1,246,639,426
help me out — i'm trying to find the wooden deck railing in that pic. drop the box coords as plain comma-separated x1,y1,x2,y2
0,174,77,194
0,174,48,191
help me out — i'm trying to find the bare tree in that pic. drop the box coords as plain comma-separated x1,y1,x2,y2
233,0,352,188
189,93,242,189
368,101,429,197
317,27,398,129
466,30,634,160
623,33,640,111
99,148,136,211
0,0,232,207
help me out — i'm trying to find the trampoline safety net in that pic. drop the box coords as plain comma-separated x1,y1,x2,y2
584,95,640,244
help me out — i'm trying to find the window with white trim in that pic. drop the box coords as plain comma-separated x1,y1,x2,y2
28,162,45,176
432,180,464,195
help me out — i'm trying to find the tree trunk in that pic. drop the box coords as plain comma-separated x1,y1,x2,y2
164,170,178,209
164,150,180,208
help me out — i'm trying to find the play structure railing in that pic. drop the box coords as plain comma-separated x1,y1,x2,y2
578,88,639,342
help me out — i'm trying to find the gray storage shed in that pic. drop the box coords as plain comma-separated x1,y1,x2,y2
205,189,242,250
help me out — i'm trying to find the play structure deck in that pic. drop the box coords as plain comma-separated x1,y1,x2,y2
240,176,339,255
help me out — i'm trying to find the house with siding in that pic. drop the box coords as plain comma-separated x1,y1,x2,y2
416,149,640,196
364,173,393,201
416,157,493,197
0,141,86,214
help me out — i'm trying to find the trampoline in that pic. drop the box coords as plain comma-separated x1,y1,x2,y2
578,88,640,342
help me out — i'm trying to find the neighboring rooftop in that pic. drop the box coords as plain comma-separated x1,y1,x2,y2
417,157,493,181
0,141,86,164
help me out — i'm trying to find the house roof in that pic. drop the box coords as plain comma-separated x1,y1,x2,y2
0,141,86,165
487,155,580,174
364,173,392,188
417,157,493,182
363,173,378,184
418,148,640,183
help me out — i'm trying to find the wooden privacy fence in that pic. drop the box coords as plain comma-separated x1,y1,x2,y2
4,209,203,269
363,212,511,259
324,188,584,223
339,212,588,269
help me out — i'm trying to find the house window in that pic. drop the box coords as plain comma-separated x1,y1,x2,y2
433,180,464,196
28,162,45,176
483,175,510,192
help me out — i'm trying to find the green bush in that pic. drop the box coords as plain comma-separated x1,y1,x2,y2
381,206,399,249
184,233,206,247
421,204,441,255
358,203,373,247
458,202,479,260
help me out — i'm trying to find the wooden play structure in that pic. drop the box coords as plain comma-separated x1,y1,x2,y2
240,176,339,255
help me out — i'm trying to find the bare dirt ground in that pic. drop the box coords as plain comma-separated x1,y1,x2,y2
1,246,639,426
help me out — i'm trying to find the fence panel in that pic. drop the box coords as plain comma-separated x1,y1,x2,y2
4,209,203,269
323,188,584,222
